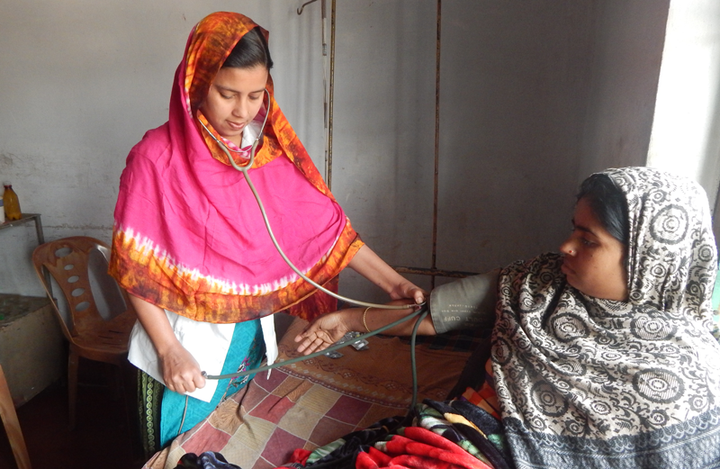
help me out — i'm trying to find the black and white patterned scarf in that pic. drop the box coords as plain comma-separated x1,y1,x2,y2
493,167,720,468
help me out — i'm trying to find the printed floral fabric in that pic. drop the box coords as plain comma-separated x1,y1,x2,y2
110,12,363,323
493,167,720,468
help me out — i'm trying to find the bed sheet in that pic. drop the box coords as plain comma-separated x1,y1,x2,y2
143,317,472,469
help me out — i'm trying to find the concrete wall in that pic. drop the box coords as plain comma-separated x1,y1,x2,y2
334,0,669,300
579,1,670,177
1,1,670,303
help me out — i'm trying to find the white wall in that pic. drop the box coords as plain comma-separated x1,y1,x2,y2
646,0,720,244
1,1,671,302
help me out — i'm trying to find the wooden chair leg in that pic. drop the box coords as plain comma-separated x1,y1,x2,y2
0,364,32,469
68,349,79,430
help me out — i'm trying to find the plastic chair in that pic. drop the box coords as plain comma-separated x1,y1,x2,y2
0,363,32,469
31,236,137,430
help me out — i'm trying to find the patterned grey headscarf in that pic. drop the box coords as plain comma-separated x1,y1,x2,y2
493,167,720,468
611,167,717,319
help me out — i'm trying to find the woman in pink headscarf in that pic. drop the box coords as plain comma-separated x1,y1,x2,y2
110,11,424,454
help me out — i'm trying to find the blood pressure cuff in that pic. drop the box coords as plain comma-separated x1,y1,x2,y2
429,269,500,334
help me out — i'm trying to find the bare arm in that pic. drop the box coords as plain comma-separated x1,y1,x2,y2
348,245,426,304
129,294,206,394
295,270,501,355
294,300,436,355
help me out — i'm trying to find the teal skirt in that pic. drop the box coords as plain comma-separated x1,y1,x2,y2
138,319,265,456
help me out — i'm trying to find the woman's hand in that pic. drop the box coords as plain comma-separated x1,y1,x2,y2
294,309,356,355
388,279,426,304
158,343,206,394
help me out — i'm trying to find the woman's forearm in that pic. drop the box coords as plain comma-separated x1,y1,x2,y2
129,294,180,357
348,245,426,303
348,245,403,293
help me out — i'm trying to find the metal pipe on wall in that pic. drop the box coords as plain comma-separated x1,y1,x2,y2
327,0,336,191
297,0,335,190
430,0,442,288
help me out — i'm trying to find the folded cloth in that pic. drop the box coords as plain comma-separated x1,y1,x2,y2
423,400,510,469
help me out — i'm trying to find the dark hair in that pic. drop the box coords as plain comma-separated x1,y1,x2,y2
577,174,629,245
223,27,273,70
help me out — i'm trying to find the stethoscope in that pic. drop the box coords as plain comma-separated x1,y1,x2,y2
178,89,429,435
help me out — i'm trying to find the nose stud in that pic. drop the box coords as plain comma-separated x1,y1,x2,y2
567,249,575,255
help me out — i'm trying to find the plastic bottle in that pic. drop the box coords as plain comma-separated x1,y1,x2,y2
0,192,5,224
3,184,21,221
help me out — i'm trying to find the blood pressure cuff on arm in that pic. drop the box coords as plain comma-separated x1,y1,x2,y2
429,269,500,334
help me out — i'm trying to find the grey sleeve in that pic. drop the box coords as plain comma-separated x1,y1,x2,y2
429,269,500,334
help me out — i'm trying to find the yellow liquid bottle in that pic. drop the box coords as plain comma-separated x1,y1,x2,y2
3,184,21,221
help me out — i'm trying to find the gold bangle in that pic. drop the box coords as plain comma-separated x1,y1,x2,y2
362,306,372,333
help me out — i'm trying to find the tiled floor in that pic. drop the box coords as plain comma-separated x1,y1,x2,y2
0,362,145,469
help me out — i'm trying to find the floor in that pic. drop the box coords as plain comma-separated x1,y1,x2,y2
0,361,146,469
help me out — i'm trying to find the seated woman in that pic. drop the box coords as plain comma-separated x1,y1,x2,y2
294,166,720,468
